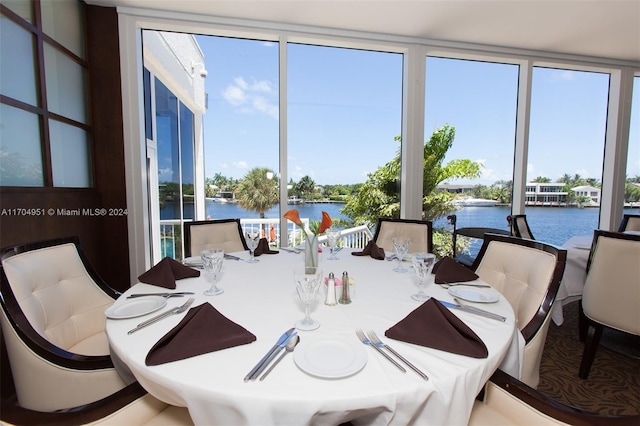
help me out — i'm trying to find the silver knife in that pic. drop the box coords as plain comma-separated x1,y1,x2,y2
244,328,295,382
127,292,194,298
250,332,297,381
438,300,507,322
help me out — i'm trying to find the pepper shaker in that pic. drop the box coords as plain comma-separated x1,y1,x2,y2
339,271,351,304
325,272,337,306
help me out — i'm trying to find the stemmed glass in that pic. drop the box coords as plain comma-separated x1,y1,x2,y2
411,252,436,301
245,230,260,263
201,248,225,296
326,227,341,260
293,267,322,331
392,237,410,273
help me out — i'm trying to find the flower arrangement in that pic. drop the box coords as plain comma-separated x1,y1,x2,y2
284,209,332,268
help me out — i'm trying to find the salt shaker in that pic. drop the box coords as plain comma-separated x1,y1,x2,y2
339,271,351,304
325,272,337,306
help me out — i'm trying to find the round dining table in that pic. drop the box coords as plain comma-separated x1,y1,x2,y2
106,248,522,425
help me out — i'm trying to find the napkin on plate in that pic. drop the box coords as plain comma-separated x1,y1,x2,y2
146,303,256,366
254,238,279,256
138,257,200,289
385,298,488,358
431,256,479,284
351,241,386,260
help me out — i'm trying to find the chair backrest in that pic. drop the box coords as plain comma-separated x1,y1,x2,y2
582,230,640,336
469,369,640,426
0,237,126,411
184,219,249,257
510,214,535,239
372,218,433,253
1,236,117,354
618,214,640,232
472,233,566,388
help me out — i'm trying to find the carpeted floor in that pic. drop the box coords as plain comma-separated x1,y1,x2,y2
538,301,640,416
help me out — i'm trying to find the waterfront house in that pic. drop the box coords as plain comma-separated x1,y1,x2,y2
571,185,602,206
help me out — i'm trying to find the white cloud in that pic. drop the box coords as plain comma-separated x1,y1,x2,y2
233,161,249,170
220,163,229,170
222,76,278,119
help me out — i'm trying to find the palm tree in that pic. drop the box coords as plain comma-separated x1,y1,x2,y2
235,167,279,233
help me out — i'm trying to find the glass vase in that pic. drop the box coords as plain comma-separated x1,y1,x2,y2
305,234,319,270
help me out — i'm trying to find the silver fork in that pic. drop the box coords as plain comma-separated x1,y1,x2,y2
355,329,406,372
367,330,429,380
128,297,195,334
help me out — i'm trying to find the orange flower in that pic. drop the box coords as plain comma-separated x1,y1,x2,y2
318,211,333,235
283,209,303,228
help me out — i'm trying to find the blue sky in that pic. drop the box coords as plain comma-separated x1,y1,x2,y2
198,35,640,186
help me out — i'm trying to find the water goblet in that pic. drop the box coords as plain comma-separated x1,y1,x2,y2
392,237,410,273
201,248,225,296
411,252,436,301
245,230,260,263
326,228,341,260
293,267,322,331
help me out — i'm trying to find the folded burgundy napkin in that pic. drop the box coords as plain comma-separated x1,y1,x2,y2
351,241,385,260
385,298,488,358
138,257,200,289
254,238,279,256
431,256,479,284
146,303,256,366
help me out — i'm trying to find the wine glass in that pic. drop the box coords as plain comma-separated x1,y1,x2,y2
201,248,225,296
245,230,260,263
392,237,410,273
326,227,341,260
293,267,322,331
411,252,436,301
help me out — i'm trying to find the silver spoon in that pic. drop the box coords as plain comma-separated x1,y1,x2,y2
259,335,300,381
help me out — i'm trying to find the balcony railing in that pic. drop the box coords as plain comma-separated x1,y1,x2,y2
159,218,373,261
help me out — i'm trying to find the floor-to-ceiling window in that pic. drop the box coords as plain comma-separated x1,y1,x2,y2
424,57,518,251
526,68,610,245
626,76,640,212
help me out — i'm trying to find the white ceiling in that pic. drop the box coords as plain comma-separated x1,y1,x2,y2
86,0,640,63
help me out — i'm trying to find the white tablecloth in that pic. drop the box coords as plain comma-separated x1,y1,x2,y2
551,235,592,325
107,249,522,425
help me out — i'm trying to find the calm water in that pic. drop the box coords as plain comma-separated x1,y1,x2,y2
199,201,637,247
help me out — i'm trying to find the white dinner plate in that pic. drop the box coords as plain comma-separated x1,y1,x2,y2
105,296,167,319
294,335,367,379
572,244,591,250
182,256,202,267
448,286,500,303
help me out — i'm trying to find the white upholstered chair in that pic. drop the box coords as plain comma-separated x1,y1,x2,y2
183,218,248,257
471,234,566,388
0,237,126,411
617,214,640,232
469,369,640,426
372,218,433,254
578,230,640,379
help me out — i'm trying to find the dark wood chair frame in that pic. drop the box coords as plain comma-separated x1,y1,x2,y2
617,213,640,232
578,230,640,379
470,233,567,345
183,218,249,257
481,369,640,426
507,214,535,239
447,214,510,267
372,217,434,253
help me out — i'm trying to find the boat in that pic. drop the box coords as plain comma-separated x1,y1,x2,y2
211,191,237,203
287,197,305,205
452,197,498,207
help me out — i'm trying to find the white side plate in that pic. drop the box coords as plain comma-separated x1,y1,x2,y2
182,256,202,267
294,335,367,379
105,296,167,319
448,286,500,303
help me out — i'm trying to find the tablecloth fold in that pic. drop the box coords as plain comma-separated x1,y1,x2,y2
385,298,488,358
432,256,479,284
146,303,256,366
138,257,200,289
